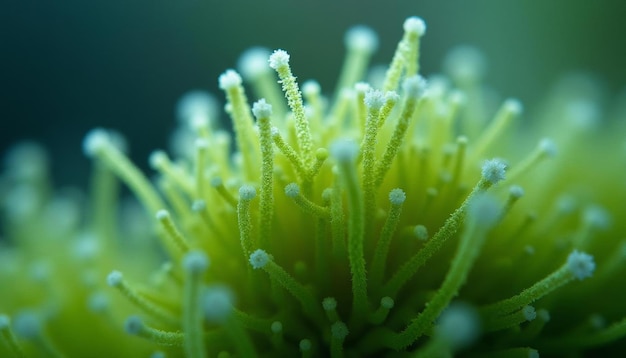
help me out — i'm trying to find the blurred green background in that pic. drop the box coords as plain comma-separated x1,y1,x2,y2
2,0,625,187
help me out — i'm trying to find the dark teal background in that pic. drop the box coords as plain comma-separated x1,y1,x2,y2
2,0,625,186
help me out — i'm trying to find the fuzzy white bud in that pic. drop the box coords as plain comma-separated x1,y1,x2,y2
567,250,595,280
481,159,507,184
268,49,290,69
239,185,257,200
284,183,300,198
345,25,379,53
403,16,426,36
237,47,272,79
218,69,242,90
252,99,273,119
106,270,123,287
249,249,269,269
388,188,406,205
182,250,210,274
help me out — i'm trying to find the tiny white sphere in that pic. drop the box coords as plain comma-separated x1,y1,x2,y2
106,270,123,287
403,16,426,36
403,75,427,97
202,286,234,323
331,321,349,340
155,209,170,221
330,139,358,164
481,159,507,184
249,249,269,269
503,98,523,115
299,339,312,351
239,185,257,200
87,292,109,313
444,45,487,82
218,69,242,90
539,138,557,157
252,99,273,119
302,80,321,97
364,89,385,110
567,250,595,280
414,225,429,241
522,306,537,321
268,49,290,69
191,199,206,212
0,314,10,329
322,297,337,311
388,188,406,205
284,183,300,198
509,185,525,199
435,302,481,350
13,311,41,339
237,47,272,79
148,150,168,170
271,321,283,333
381,296,394,309
124,315,144,335
344,25,379,53
468,193,501,228
82,128,110,157
176,90,219,124
583,204,611,230
182,250,210,274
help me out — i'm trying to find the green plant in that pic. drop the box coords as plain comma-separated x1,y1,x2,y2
2,16,626,357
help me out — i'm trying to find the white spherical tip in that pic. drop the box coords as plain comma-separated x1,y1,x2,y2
237,47,272,79
364,89,385,110
82,128,110,157
322,297,337,311
148,150,168,170
538,138,557,157
284,183,300,198
467,193,501,228
87,292,109,313
567,250,595,280
444,45,487,82
583,205,611,230
150,352,166,358
435,302,481,350
182,250,210,274
481,159,507,184
503,98,523,115
330,139,359,164
252,99,273,119
202,286,234,323
13,311,41,339
299,339,312,351
381,296,394,309
509,185,525,199
191,199,206,212
124,315,144,335
218,69,242,90
403,16,426,36
414,225,429,241
268,49,290,69
176,90,219,123
155,209,170,221
302,80,321,97
249,249,270,269
239,185,257,200
0,314,10,329
106,270,123,287
344,25,379,53
271,321,283,333
331,321,349,340
388,188,406,205
402,75,427,98
522,306,537,321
